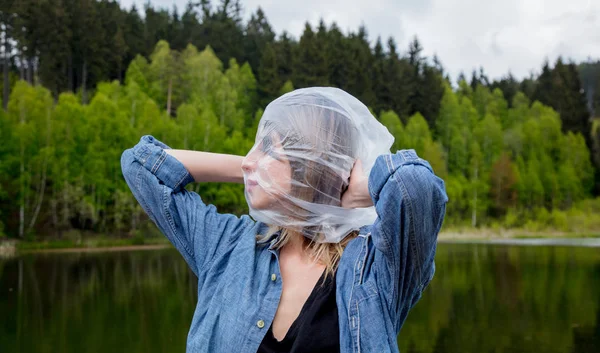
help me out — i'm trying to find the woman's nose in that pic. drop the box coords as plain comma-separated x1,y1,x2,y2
241,153,257,173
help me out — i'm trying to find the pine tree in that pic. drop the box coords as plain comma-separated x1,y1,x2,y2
244,7,275,74
257,42,279,106
275,32,294,84
340,26,375,108
13,0,45,84
534,58,591,147
293,23,328,87
326,23,349,91
143,4,171,57
31,0,71,95
594,72,600,118
419,63,444,127
197,0,245,67
123,5,145,61
592,119,600,194
490,72,519,107
370,37,386,113
383,37,410,118
0,0,15,110
168,5,185,50
519,74,537,101
470,70,480,91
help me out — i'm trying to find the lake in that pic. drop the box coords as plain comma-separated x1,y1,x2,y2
1,243,599,353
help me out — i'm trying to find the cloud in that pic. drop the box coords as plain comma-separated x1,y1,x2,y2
119,0,600,82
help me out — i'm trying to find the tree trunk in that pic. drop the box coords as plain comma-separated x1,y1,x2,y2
62,183,70,229
51,186,58,231
27,58,34,84
14,42,23,80
471,166,478,227
67,53,73,92
19,145,25,238
3,32,9,111
81,60,88,104
166,77,172,116
27,160,47,234
19,53,25,80
26,108,51,235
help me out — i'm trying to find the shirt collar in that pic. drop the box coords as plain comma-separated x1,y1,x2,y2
267,229,282,251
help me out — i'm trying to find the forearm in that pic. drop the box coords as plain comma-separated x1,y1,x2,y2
165,149,244,184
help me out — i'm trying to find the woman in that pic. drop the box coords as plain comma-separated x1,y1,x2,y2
121,87,447,353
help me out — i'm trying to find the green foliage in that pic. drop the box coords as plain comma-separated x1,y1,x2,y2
0,42,263,238
0,36,597,238
279,80,294,95
435,84,596,229
379,111,405,151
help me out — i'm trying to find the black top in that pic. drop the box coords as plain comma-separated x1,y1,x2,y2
257,271,341,353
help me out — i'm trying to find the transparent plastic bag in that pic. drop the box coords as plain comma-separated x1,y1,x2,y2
242,87,394,243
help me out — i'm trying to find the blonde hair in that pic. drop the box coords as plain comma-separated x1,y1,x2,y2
257,226,358,282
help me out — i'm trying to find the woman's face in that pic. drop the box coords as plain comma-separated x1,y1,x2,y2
241,133,293,210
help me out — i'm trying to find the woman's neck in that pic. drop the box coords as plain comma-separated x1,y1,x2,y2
281,229,321,266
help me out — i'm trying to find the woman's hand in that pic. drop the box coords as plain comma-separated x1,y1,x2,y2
341,160,374,208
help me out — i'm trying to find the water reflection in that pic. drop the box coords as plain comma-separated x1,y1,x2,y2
1,245,599,353
398,244,600,353
0,250,197,353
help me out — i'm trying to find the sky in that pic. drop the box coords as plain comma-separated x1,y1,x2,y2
119,0,600,82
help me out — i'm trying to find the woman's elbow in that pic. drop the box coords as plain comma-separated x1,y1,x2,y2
120,148,138,186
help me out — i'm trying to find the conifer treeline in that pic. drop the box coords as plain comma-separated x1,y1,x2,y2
2,1,597,127
1,0,448,122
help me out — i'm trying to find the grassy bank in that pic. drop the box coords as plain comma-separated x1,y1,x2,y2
6,228,172,255
2,228,597,255
439,228,600,240
15,236,171,252
0,237,171,258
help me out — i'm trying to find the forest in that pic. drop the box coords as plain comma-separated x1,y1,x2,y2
0,0,599,239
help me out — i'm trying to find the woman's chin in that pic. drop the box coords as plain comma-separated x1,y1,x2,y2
246,192,267,210
250,197,283,212
249,200,264,210
246,187,275,210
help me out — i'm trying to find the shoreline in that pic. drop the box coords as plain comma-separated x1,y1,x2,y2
438,230,600,240
0,230,597,257
18,244,173,254
438,237,600,247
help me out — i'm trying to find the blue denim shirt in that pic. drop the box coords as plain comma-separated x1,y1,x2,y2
121,135,447,353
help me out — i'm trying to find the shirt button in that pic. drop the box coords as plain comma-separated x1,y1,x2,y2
271,273,277,281
256,320,265,328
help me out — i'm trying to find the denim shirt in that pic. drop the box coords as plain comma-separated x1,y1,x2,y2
121,135,448,353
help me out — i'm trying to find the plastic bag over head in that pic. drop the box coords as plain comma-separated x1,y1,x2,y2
242,87,394,243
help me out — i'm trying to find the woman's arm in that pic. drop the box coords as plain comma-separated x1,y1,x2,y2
121,136,254,276
345,150,447,332
164,149,244,184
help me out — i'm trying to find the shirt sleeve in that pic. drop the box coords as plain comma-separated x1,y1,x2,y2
120,135,254,276
367,149,448,331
